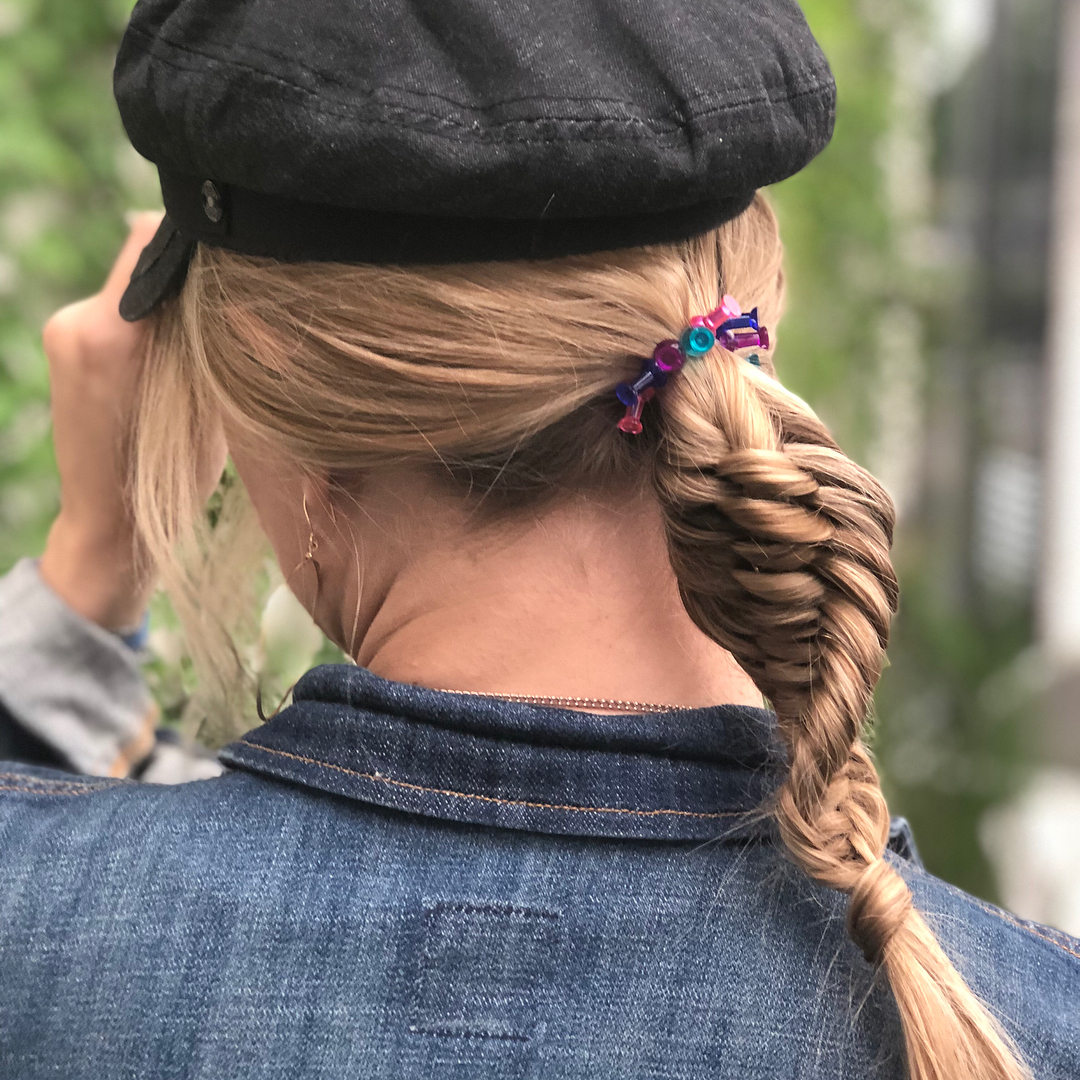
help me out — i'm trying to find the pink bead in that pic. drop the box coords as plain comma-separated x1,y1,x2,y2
720,294,741,319
703,297,741,331
617,387,652,435
688,315,707,329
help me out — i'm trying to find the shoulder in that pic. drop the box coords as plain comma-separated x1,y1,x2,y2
0,761,127,798
0,759,317,930
0,760,270,864
898,855,1080,1076
0,758,274,822
900,854,1080,979
0,758,394,881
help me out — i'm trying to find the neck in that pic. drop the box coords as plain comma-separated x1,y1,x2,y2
342,488,763,712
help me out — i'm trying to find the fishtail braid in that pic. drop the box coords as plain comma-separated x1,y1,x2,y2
654,338,1030,1079
142,183,1033,1078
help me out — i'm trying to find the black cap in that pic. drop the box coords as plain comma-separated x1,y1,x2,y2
114,0,835,321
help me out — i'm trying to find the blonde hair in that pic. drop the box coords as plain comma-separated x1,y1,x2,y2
133,194,1030,1080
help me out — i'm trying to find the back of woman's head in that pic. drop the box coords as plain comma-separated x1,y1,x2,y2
134,193,1030,1080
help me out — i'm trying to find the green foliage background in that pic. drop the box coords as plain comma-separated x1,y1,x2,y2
770,0,1039,902
0,0,1035,901
0,0,150,569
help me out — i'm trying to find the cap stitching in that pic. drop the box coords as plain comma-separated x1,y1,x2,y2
127,24,831,125
169,32,827,122
234,740,741,819
125,27,832,143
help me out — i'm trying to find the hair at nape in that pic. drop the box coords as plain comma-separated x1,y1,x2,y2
133,193,1029,1080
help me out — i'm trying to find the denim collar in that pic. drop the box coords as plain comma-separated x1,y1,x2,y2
219,664,786,841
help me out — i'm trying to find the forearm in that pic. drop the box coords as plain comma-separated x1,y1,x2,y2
2,215,224,782
38,515,154,633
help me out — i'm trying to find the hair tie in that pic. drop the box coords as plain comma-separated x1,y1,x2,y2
615,295,770,434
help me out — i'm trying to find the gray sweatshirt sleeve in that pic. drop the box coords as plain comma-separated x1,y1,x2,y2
0,558,157,776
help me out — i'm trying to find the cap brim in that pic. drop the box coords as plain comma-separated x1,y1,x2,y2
118,214,196,322
157,169,757,266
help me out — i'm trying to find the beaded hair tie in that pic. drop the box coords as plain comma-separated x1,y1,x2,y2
615,295,770,434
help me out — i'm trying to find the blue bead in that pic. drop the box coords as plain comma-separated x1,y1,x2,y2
646,359,670,387
680,326,715,356
747,353,761,367
615,382,638,407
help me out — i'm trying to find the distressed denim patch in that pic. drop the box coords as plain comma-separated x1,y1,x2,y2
410,900,561,1042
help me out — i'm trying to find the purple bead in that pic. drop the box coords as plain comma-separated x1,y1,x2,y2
652,340,684,372
719,324,770,352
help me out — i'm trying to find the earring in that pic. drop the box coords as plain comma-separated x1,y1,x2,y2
301,494,321,599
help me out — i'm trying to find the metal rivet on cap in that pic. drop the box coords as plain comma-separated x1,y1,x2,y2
201,180,223,223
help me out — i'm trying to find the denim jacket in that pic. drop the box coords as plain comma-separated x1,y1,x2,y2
2,662,1079,1079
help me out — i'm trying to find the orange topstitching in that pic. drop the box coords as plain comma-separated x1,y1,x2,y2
907,861,1080,964
0,784,101,794
236,740,740,820
971,897,1080,963
5,759,1078,965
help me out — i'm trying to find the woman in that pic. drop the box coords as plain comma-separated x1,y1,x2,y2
1,1,1077,1077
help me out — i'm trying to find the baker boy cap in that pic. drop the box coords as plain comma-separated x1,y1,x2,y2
114,0,835,321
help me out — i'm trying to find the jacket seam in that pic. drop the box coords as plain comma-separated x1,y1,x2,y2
408,1025,529,1042
905,860,1080,963
0,771,126,795
234,740,742,819
0,783,103,795
968,897,1080,963
428,901,559,921
124,25,832,142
